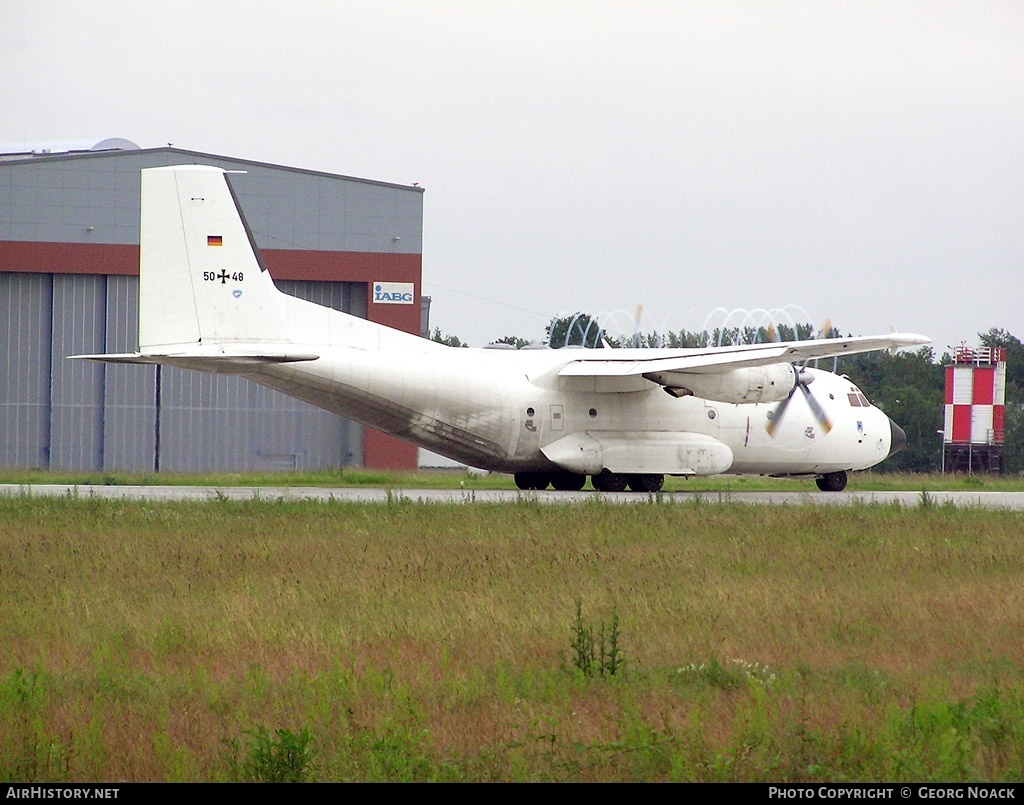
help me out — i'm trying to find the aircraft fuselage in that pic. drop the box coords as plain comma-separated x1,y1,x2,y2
223,345,896,477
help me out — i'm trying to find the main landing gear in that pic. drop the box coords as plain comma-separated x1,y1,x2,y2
514,471,586,491
815,471,848,492
514,471,665,493
591,472,665,493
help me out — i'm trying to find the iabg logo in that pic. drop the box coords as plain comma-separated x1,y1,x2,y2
373,282,415,304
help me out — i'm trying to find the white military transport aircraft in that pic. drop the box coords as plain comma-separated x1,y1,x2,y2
76,165,929,492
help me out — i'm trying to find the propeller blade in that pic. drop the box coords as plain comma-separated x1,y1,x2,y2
766,365,800,436
799,384,833,434
765,393,791,436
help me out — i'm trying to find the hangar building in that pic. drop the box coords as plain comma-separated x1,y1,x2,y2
0,140,427,473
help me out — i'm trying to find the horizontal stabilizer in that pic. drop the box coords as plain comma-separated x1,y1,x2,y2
71,350,320,367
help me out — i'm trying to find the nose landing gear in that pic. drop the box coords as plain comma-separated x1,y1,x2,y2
815,471,848,492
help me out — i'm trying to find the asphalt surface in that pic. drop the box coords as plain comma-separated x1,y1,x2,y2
2,484,1024,509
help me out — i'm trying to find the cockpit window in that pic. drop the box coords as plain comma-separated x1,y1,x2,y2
847,390,871,407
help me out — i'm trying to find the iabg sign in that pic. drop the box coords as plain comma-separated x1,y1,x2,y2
373,282,415,304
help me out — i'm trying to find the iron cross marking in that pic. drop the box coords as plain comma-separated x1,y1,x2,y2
216,270,229,284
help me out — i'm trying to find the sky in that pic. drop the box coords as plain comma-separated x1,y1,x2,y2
2,1,1022,353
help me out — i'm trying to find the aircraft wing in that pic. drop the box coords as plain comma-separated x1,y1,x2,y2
558,332,930,380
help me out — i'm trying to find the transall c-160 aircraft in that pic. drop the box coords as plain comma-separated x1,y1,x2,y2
75,165,930,493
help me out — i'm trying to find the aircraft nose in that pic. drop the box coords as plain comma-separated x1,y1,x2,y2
888,418,907,458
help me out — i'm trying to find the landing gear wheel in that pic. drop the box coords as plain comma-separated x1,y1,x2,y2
627,474,665,493
592,472,628,492
514,472,551,490
550,472,587,491
815,471,848,492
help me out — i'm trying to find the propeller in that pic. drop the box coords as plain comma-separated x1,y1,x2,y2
766,365,833,437
811,318,838,372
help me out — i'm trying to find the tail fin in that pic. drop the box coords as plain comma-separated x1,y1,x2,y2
138,164,430,357
139,165,289,352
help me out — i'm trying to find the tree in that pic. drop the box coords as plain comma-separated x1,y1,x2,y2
545,313,614,349
430,327,468,348
980,329,1024,389
663,329,711,348
489,335,533,349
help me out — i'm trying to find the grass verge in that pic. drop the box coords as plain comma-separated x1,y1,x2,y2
2,496,1023,781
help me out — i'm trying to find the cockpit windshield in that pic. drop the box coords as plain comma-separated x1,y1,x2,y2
846,387,871,407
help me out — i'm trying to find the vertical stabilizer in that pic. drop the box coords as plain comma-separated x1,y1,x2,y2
139,165,288,352
137,164,432,356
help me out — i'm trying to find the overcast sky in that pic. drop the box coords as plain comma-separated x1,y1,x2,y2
2,1,1021,352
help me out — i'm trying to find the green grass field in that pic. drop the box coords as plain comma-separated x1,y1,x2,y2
2,493,1023,781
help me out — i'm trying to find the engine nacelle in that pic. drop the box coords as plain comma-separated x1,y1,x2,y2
645,363,797,404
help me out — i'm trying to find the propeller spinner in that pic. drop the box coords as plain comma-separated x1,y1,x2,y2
766,365,833,437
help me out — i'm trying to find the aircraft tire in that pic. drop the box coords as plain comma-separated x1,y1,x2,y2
550,472,587,491
815,471,848,492
514,472,551,490
627,473,664,493
592,472,628,492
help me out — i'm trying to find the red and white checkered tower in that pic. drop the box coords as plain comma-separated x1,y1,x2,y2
943,345,1006,473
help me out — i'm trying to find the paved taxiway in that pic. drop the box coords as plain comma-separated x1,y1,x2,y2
2,484,1023,509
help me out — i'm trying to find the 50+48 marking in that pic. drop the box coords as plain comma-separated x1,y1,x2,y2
202,271,244,284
